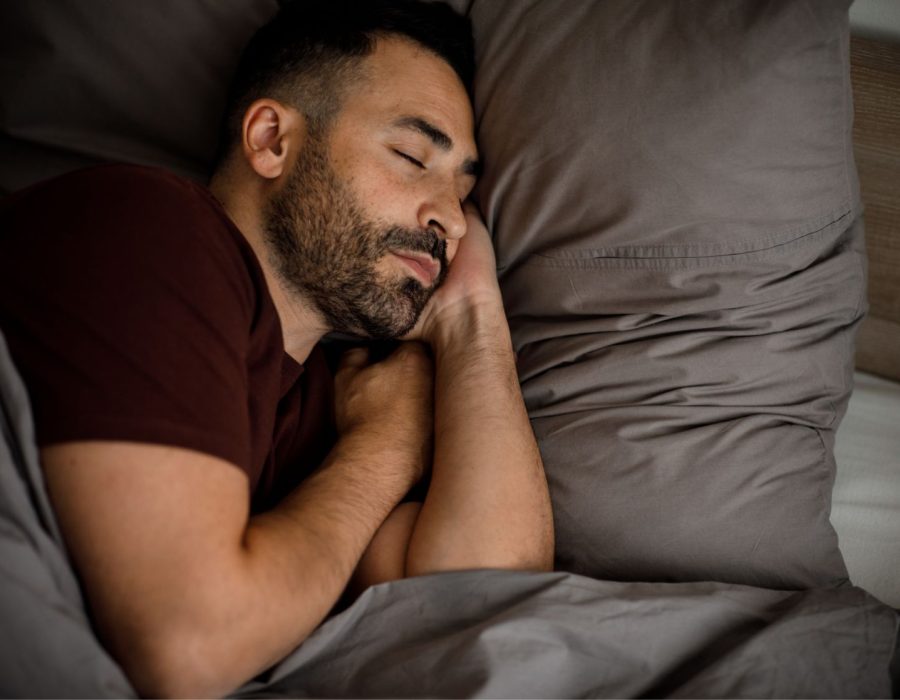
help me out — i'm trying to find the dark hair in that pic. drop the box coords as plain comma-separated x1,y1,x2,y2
214,0,474,168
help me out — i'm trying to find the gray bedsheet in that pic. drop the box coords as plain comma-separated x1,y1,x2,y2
233,571,899,699
1,330,898,699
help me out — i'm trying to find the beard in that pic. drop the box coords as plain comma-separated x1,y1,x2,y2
262,133,448,339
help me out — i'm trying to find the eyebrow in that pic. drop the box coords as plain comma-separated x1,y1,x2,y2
393,115,481,178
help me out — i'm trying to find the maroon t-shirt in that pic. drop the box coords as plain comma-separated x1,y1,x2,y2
0,164,335,510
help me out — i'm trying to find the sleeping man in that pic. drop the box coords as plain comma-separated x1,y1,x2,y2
0,1,553,697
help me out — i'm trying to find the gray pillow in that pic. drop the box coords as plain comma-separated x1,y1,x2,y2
458,0,864,588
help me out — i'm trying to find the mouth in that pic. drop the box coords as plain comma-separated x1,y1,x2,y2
391,250,440,286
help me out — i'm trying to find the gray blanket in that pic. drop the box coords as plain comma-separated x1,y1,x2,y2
1,331,897,699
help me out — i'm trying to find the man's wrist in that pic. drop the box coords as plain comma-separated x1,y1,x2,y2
425,298,514,357
328,429,424,497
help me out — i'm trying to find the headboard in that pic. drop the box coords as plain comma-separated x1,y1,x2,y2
851,35,900,381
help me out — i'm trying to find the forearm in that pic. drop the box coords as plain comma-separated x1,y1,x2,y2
406,302,554,575
129,436,410,698
242,435,410,641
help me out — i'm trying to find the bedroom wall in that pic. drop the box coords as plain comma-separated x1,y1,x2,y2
850,0,900,42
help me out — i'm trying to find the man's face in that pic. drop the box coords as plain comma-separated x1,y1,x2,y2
263,36,479,339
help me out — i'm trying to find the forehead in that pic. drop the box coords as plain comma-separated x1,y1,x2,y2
336,36,477,156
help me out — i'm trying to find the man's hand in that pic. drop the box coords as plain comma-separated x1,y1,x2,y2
407,201,503,345
334,342,434,491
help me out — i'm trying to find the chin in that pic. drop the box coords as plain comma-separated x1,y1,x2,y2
335,279,429,340
367,313,419,340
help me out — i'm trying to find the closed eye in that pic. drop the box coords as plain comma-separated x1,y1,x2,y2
393,149,425,169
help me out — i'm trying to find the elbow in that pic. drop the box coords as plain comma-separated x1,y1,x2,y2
525,545,555,573
533,521,556,572
405,551,552,579
528,500,556,572
406,535,555,578
504,536,555,574
488,515,555,574
499,519,556,573
403,501,556,578
115,627,237,699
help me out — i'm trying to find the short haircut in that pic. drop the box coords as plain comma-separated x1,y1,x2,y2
214,0,475,167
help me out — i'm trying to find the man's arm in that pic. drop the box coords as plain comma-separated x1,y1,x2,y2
406,300,554,574
352,203,554,587
40,342,433,699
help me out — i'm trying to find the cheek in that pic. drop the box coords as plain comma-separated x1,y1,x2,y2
351,169,397,203
344,160,413,220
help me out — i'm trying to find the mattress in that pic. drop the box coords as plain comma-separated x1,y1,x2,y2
833,370,900,608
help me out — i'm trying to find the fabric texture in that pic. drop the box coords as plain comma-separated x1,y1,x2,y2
0,164,334,509
454,0,865,588
233,570,900,699
0,330,136,697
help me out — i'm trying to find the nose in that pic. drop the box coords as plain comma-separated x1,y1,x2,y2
418,187,466,242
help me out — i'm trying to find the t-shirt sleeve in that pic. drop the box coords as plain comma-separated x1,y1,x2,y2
0,166,259,472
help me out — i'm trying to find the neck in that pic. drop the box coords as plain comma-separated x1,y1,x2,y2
209,171,328,365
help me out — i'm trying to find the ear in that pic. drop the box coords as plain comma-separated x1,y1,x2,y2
240,99,305,180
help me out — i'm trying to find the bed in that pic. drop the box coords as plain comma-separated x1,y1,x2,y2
0,0,898,697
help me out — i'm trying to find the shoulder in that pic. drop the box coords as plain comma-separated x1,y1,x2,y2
0,166,281,469
7,164,238,251
5,163,263,317
8,163,211,218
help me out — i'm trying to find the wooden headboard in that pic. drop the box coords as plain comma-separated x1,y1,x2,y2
851,35,900,381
